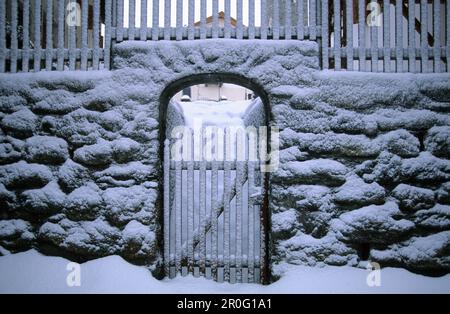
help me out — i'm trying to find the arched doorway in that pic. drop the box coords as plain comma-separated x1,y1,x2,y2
159,73,272,284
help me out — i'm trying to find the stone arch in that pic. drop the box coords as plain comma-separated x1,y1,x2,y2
111,39,320,281
158,72,272,144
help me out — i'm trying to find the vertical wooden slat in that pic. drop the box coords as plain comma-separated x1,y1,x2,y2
212,0,219,38
359,0,366,71
187,130,194,275
129,0,136,40
334,0,341,70
247,138,256,283
22,0,30,72
223,130,231,282
383,0,391,72
408,0,416,72
69,0,76,70
81,0,88,70
447,0,450,72
346,0,354,71
93,0,100,70
298,0,304,40
56,0,64,71
396,0,403,72
420,0,429,72
164,139,170,277
237,0,244,39
175,159,182,275
259,202,265,283
199,129,207,277
273,0,280,40
433,0,442,72
141,0,148,41
211,134,219,280
152,0,159,40
200,0,206,39
371,2,379,72
261,0,268,39
322,0,329,68
224,0,231,39
164,0,171,40
117,0,124,42
249,0,255,39
188,0,195,40
0,0,5,72
11,0,19,73
309,0,317,40
285,0,292,39
176,0,183,40
236,130,246,283
104,0,112,69
34,0,42,72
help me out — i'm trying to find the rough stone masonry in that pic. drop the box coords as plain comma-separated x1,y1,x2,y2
0,39,449,278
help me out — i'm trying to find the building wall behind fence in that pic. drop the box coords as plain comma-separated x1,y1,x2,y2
0,40,449,276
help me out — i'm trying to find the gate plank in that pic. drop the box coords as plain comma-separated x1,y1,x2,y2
175,159,182,275
164,139,170,276
187,130,195,274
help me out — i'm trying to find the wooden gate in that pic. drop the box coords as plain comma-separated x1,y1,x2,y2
163,127,267,284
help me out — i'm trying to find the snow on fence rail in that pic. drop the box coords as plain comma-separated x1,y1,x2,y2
0,1,448,73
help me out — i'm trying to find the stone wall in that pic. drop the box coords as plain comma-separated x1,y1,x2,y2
272,71,450,274
0,39,449,277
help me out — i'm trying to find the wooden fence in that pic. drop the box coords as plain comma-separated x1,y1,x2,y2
0,1,448,73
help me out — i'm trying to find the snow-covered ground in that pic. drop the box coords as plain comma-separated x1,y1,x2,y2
0,250,449,294
178,100,253,128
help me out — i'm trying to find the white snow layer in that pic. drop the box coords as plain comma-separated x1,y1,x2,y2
0,250,449,294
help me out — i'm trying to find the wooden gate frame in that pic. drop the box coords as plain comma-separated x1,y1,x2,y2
158,73,272,284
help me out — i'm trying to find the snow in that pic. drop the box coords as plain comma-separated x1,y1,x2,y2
0,160,53,189
331,202,415,244
0,108,37,137
334,175,385,206
179,99,253,129
1,249,449,293
25,135,69,164
275,159,348,186
391,184,435,212
21,181,66,214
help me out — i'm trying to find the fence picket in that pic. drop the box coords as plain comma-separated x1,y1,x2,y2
10,0,18,73
152,0,159,40
334,0,341,70
34,0,42,72
23,0,30,72
0,1,448,73
224,0,231,39
249,0,255,39
433,0,442,72
384,0,391,72
346,0,354,71
164,0,171,40
81,0,88,70
141,0,148,41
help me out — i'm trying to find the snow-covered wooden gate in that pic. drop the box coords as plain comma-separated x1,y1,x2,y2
163,128,267,284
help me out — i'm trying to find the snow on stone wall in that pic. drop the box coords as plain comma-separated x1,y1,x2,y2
0,39,449,276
